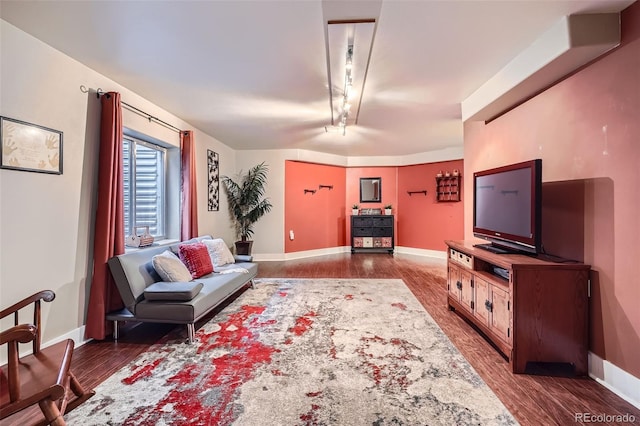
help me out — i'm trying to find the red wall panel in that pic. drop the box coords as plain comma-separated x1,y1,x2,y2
284,161,347,253
397,161,464,250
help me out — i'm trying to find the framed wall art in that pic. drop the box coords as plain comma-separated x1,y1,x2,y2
1,116,63,174
207,149,220,211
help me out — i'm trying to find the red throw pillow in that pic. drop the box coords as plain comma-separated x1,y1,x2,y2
178,242,214,279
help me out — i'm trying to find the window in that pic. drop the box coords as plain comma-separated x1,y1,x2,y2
123,135,167,239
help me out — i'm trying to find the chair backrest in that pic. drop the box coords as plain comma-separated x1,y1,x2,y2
0,290,54,354
0,290,90,423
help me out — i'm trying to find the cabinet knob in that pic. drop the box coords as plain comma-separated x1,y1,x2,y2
485,300,493,312
456,281,462,290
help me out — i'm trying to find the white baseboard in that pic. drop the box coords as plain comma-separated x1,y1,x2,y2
589,351,640,409
395,246,447,261
0,325,91,365
44,325,91,349
254,246,351,261
254,246,448,262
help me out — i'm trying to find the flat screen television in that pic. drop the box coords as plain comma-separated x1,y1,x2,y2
473,159,542,254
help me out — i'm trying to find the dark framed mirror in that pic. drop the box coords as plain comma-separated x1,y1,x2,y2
360,177,381,203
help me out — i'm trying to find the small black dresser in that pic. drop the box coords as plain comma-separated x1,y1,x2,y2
351,215,394,254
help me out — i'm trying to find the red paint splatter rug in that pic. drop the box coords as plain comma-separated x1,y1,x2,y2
66,279,517,425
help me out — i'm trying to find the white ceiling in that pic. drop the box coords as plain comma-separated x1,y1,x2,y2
0,0,634,157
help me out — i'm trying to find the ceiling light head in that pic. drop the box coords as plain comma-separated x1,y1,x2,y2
346,47,354,70
325,20,375,136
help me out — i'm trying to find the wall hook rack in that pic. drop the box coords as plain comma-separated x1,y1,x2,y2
319,185,333,190
407,190,428,196
304,189,317,195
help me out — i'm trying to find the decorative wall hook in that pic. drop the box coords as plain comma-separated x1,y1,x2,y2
304,189,317,195
79,85,105,98
319,185,333,190
407,190,428,196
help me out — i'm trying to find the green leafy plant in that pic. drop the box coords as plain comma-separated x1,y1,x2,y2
352,204,359,209
384,204,392,209
221,162,273,242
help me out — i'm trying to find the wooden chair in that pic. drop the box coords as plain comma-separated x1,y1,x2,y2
0,290,95,425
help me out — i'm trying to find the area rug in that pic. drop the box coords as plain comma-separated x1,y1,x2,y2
66,278,517,425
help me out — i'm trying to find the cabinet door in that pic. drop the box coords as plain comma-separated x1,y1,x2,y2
490,285,511,344
474,277,490,325
447,264,460,300
459,270,474,313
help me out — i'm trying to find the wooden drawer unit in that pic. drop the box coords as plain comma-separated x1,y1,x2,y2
351,215,394,254
445,240,590,375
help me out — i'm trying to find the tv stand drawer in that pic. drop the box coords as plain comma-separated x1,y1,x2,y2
450,248,473,269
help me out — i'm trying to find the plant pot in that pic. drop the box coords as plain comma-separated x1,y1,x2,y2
352,209,359,216
385,208,392,215
235,240,254,256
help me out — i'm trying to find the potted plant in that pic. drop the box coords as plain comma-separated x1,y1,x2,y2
352,204,359,215
221,162,273,255
384,204,392,215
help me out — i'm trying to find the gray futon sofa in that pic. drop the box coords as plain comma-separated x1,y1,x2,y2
106,236,257,343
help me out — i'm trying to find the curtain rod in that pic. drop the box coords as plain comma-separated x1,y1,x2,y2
119,100,184,134
80,85,185,134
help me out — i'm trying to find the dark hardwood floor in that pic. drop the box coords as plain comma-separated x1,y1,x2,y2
8,253,639,425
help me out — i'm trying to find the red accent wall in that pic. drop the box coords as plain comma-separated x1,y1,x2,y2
345,167,398,245
397,160,464,251
285,161,465,253
284,161,346,253
463,2,640,377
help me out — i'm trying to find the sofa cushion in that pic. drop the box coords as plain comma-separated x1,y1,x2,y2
135,265,257,322
152,250,192,282
144,281,204,301
203,238,235,267
179,242,214,278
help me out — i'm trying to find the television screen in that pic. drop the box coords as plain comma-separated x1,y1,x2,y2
473,159,542,254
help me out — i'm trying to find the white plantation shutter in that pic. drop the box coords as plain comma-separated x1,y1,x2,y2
123,136,166,239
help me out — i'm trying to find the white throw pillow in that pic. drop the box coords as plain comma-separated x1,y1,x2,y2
203,238,235,267
152,250,192,282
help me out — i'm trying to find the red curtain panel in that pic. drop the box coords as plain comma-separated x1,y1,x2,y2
85,92,125,340
181,130,198,240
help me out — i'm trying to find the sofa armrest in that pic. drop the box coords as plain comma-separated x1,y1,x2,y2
144,281,204,302
234,254,253,263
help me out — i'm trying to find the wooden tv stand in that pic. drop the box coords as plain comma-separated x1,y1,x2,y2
445,240,590,375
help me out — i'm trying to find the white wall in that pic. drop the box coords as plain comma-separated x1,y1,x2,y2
0,20,235,344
